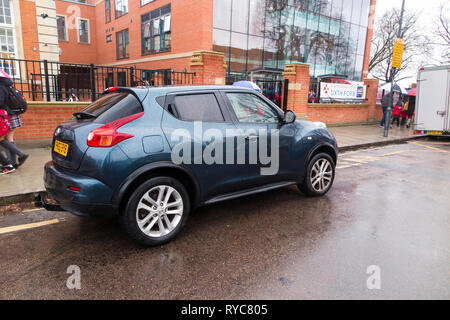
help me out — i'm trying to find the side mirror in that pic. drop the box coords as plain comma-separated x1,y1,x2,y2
283,110,296,124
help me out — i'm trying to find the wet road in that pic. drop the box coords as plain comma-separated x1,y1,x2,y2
0,140,449,299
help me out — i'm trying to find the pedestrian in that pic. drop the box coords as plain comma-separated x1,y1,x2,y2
0,69,28,173
0,108,15,174
406,96,416,128
308,91,316,103
391,98,403,128
400,97,409,127
380,92,390,127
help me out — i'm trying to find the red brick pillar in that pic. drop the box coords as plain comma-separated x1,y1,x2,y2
364,78,379,121
283,63,310,119
362,0,377,79
189,50,227,85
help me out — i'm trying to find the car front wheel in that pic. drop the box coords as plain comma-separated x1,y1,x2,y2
298,153,335,197
121,177,190,246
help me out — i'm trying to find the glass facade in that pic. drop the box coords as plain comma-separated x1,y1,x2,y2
213,0,370,82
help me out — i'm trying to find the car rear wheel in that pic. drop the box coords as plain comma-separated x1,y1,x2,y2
298,153,335,197
121,177,190,246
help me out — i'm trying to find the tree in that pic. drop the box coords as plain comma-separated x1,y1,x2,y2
434,3,450,59
369,8,432,82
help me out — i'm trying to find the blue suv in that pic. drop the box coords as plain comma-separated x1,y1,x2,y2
43,86,338,246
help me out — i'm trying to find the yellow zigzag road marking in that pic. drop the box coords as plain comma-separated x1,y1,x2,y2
0,219,60,235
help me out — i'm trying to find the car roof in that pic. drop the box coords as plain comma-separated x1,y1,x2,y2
128,85,257,95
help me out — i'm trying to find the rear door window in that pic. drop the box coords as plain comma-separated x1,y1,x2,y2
79,92,143,124
174,93,224,122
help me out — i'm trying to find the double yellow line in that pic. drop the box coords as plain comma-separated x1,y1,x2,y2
0,219,60,235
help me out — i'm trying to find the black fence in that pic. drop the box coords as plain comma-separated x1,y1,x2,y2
0,58,195,102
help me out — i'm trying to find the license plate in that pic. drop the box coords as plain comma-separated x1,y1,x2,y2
427,131,442,135
54,140,69,157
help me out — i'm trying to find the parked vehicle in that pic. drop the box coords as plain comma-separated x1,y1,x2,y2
414,65,450,136
39,86,338,246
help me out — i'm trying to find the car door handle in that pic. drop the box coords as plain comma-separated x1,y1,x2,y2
437,110,446,117
246,134,258,141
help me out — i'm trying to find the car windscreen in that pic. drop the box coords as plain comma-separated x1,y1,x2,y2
76,92,143,124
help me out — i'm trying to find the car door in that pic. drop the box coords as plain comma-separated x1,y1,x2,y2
161,90,251,199
221,90,298,186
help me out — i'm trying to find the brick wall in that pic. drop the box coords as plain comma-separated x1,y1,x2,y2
14,102,89,141
283,63,310,118
308,104,370,124
19,0,40,60
190,51,226,85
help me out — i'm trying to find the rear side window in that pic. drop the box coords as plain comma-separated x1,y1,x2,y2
80,93,143,124
174,93,224,122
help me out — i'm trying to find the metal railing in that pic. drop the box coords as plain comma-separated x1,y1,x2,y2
0,58,196,102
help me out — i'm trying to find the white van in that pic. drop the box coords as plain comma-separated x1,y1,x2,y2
415,65,450,136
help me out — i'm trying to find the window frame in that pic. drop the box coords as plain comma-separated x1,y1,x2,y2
77,17,90,44
56,15,68,42
116,28,130,60
221,90,283,124
141,0,155,7
141,4,171,56
164,91,234,123
105,0,111,23
115,0,128,19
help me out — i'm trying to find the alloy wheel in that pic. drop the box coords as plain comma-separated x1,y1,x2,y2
136,185,184,238
310,158,333,193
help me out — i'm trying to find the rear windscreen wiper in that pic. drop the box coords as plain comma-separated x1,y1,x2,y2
73,112,97,120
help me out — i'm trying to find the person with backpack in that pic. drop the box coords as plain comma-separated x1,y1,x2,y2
0,69,28,174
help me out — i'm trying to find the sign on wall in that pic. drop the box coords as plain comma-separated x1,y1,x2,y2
320,82,367,101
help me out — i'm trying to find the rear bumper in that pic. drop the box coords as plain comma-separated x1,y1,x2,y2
44,161,118,217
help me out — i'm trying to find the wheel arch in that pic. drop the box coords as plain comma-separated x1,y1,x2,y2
113,162,201,215
306,143,338,167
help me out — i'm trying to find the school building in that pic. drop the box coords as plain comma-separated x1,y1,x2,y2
3,0,383,140
4,0,376,81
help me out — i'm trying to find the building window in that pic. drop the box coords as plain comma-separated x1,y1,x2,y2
0,0,17,77
105,0,111,23
106,34,112,42
56,16,67,41
141,4,171,55
78,18,89,44
115,0,128,19
141,0,154,6
116,29,129,59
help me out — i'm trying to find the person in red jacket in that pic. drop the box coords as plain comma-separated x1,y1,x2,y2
391,98,403,128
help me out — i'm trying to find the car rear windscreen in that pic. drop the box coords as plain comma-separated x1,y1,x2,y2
79,92,143,124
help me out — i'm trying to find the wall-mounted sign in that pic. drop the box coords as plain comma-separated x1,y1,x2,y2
320,82,367,100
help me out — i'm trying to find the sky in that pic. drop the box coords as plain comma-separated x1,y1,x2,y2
372,0,448,87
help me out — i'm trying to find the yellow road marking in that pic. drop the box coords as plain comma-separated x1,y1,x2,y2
21,208,42,213
415,141,450,146
410,141,449,153
0,219,59,235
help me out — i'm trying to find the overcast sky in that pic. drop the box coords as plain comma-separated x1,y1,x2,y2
373,0,448,86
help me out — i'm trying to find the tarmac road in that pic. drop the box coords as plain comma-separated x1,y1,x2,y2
0,139,449,299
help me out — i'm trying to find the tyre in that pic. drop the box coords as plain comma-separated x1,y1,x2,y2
298,152,335,197
121,176,190,246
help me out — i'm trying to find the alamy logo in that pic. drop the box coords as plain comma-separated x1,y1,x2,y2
366,265,381,290
66,265,81,290
170,121,280,175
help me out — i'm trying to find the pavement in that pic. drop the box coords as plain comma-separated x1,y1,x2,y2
0,124,423,204
0,140,449,299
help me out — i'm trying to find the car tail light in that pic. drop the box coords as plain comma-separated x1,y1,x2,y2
69,186,81,192
87,112,143,147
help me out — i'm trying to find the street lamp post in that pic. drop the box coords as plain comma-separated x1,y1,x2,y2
384,0,406,137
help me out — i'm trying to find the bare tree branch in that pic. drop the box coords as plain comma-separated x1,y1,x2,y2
369,8,433,82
